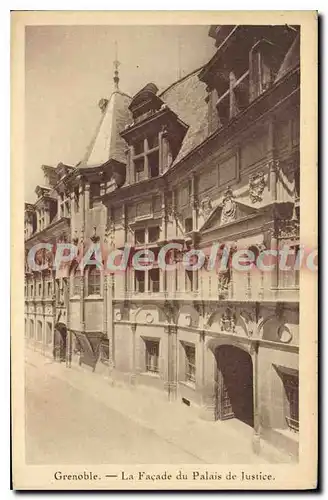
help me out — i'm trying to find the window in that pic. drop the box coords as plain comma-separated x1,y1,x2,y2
135,228,146,245
283,373,299,432
185,217,193,233
47,281,52,297
278,245,300,289
135,158,145,183
148,226,160,243
185,344,196,383
147,134,159,150
90,183,101,208
59,193,65,218
149,268,160,293
30,284,34,297
145,340,159,373
148,151,159,178
55,279,60,303
134,139,144,156
87,266,101,296
46,322,52,344
135,270,145,293
37,320,42,341
74,186,80,212
185,270,194,292
249,40,279,102
29,320,34,339
37,282,42,297
73,268,81,296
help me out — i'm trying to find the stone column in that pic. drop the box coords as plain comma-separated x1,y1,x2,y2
79,180,85,224
52,283,56,359
166,323,178,401
80,273,85,333
198,330,205,395
84,182,90,213
103,274,108,339
130,322,137,385
124,147,132,185
191,173,198,231
270,230,278,293
251,340,261,454
144,138,149,178
44,205,50,227
66,279,72,368
172,190,177,238
269,159,279,202
107,274,115,372
70,191,75,235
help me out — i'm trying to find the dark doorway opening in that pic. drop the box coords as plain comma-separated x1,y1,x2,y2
53,322,67,361
216,345,254,427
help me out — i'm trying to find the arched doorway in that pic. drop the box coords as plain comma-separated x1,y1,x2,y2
216,345,254,427
53,322,67,362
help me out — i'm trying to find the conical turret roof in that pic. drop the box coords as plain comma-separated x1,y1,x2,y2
79,89,132,168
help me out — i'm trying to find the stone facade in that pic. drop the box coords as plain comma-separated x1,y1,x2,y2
24,25,300,459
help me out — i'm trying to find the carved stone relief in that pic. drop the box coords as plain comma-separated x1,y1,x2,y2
220,187,237,225
220,307,236,333
249,171,266,203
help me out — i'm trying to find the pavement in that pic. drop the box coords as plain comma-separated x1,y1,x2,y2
25,348,282,465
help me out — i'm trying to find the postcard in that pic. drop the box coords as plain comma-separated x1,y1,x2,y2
11,10,318,490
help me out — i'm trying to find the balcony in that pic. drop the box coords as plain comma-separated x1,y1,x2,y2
113,271,299,303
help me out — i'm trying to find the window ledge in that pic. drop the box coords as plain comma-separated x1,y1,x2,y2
70,295,80,301
140,371,160,378
84,295,102,301
179,380,196,390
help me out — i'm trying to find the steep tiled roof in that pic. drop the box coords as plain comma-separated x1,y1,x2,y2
275,33,300,82
160,68,209,166
79,90,132,168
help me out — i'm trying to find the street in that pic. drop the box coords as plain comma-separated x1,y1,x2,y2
25,350,271,465
25,361,204,464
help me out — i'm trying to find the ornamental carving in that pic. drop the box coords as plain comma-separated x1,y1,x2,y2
240,309,259,337
115,311,122,321
220,308,236,333
277,324,293,344
199,196,213,218
218,268,231,296
277,219,300,240
146,313,154,324
220,187,236,225
249,171,265,203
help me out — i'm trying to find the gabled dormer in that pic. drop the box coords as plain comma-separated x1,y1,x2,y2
34,184,57,232
24,203,37,240
121,83,189,185
199,25,299,133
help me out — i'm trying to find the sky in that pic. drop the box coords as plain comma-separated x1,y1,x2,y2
25,25,215,203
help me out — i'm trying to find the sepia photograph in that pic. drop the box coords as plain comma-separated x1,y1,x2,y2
11,10,317,490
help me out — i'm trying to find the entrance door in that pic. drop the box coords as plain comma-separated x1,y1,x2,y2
217,345,254,427
53,323,67,361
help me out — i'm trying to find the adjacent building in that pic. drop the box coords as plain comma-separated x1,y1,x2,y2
25,25,301,459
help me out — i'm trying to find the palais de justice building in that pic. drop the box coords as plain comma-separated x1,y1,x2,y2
25,25,300,458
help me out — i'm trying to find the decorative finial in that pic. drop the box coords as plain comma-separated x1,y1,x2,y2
113,40,120,90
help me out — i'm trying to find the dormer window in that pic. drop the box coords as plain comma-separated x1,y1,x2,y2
249,39,284,102
148,151,159,178
134,158,145,183
90,182,101,208
121,82,188,185
185,217,193,233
